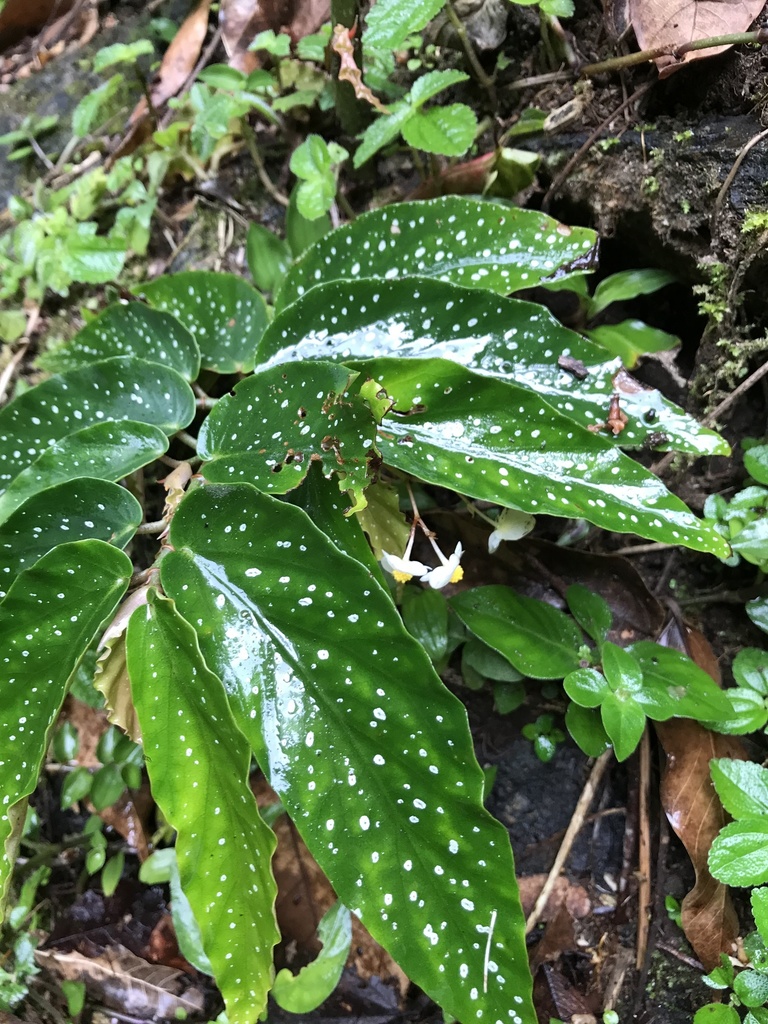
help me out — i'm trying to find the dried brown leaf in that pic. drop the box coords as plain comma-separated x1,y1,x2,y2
94,587,149,743
331,23,389,113
655,621,748,969
629,0,765,77
35,945,205,1017
220,0,262,73
0,0,76,50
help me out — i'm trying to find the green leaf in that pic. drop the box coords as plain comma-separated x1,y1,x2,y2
259,277,727,458
90,763,125,811
402,103,477,156
693,1006,741,1024
710,687,768,734
286,185,332,256
709,819,768,886
565,703,611,757
246,224,291,295
463,637,523,683
748,598,768,636
72,74,124,137
39,302,201,381
589,269,677,318
628,642,733,720
61,766,93,808
401,586,450,666
0,422,167,523
735,969,768,1007
0,357,195,491
564,668,609,708
600,691,645,761
277,197,598,311
734,648,768,694
585,320,680,369
409,70,469,107
451,586,583,679
366,358,728,555
249,29,291,55
271,901,352,1013
711,759,768,819
745,446,768,486
139,849,213,974
566,584,611,644
353,103,412,168
0,478,141,598
364,0,447,52
126,590,278,1023
93,40,154,71
60,233,127,285
601,642,643,693
198,361,378,513
752,887,768,946
160,483,535,1024
0,540,131,903
137,271,268,373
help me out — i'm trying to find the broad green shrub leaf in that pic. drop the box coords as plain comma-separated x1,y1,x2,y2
694,1004,741,1024
126,590,278,1023
566,703,611,757
627,642,732,720
710,819,768,885
735,970,768,1008
364,0,446,51
566,584,611,645
39,303,201,381
401,103,477,156
258,278,725,456
711,759,768,819
451,586,583,679
60,232,127,284
161,484,535,1024
0,478,141,597
588,269,676,318
364,357,728,556
277,197,598,311
0,540,131,902
600,691,645,761
271,901,352,1013
585,320,679,369
745,445,768,486
247,223,291,295
137,271,268,373
0,357,195,491
198,362,379,513
564,668,609,707
0,422,167,523
752,888,768,944
140,848,213,974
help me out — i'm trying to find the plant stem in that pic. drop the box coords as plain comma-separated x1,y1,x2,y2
444,0,497,109
581,28,768,76
241,120,289,206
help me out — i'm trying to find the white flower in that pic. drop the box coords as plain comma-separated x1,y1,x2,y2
381,550,431,583
488,508,536,553
421,542,464,589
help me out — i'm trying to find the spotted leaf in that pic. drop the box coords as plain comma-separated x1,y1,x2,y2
0,422,167,523
276,197,597,311
257,277,726,457
0,540,131,903
126,590,279,1024
161,483,535,1024
38,302,201,381
137,271,268,374
198,362,380,513
0,479,141,598
0,357,195,492
365,357,728,557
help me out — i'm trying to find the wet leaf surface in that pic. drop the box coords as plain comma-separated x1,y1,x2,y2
38,302,201,381
161,482,536,1024
126,590,279,1023
0,541,131,900
277,197,598,311
0,357,195,491
0,422,167,523
137,271,268,373
364,357,728,555
0,478,141,597
257,277,725,456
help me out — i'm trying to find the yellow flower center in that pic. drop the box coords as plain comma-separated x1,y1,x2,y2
450,566,464,584
392,569,413,583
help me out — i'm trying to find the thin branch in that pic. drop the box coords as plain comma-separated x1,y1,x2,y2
703,355,768,427
581,27,768,77
444,0,497,109
710,126,768,234
525,749,613,933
